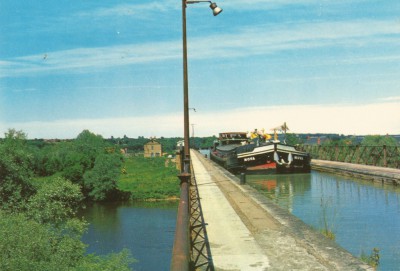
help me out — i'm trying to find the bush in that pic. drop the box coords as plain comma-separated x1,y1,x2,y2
83,153,123,201
0,130,35,212
0,212,85,271
27,177,84,226
0,211,134,271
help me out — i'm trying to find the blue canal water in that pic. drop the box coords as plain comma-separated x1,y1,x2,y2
80,202,177,271
247,171,400,271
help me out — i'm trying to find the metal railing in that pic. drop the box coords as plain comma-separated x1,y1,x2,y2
189,166,214,271
171,149,214,271
300,145,400,169
171,147,191,271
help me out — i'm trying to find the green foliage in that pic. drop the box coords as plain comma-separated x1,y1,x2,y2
319,196,337,241
27,177,84,226
83,153,123,201
285,133,302,145
28,130,125,201
78,249,135,271
361,135,398,147
75,130,106,166
191,136,217,149
360,248,380,269
1,129,136,270
62,163,85,184
3,128,28,141
320,229,336,241
0,211,80,271
0,211,134,271
108,135,217,154
30,143,63,177
31,130,109,181
118,156,180,200
321,136,352,146
157,137,181,153
0,129,35,212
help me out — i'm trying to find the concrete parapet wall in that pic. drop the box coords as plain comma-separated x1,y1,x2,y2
311,159,400,185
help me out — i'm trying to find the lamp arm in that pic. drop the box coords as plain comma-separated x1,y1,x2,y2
186,0,211,4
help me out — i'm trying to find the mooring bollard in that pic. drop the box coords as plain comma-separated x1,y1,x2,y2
240,172,246,185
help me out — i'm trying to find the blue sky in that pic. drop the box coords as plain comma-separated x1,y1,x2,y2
1,0,399,139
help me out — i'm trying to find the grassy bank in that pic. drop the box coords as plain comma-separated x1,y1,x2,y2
118,156,180,201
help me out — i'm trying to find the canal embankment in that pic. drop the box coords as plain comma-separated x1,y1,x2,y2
311,159,400,185
191,150,372,271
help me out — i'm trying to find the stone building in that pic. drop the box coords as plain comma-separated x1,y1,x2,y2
144,139,162,157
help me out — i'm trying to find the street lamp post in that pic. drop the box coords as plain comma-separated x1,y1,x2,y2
181,0,222,173
171,1,222,270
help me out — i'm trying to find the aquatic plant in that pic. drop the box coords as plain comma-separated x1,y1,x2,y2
319,196,337,241
360,248,380,269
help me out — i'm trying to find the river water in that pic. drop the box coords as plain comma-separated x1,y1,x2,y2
80,201,177,271
247,171,400,271
80,170,400,271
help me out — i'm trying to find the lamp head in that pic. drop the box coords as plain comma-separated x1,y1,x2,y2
209,2,223,16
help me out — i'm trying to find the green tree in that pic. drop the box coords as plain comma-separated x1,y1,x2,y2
27,177,84,227
0,211,81,271
0,129,35,212
62,162,85,184
0,130,135,270
0,211,134,271
285,133,302,145
361,135,398,147
83,153,123,201
75,130,106,168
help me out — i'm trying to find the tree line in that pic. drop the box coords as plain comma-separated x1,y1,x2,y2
0,129,134,270
107,135,217,153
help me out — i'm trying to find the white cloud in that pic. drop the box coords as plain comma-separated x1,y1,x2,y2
198,19,400,59
1,101,399,139
77,2,174,18
379,96,400,102
1,18,399,78
0,41,181,78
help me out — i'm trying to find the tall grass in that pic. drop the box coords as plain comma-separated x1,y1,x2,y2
360,248,380,269
118,156,180,201
319,196,337,241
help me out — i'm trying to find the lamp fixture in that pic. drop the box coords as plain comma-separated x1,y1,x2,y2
186,1,223,16
209,2,223,16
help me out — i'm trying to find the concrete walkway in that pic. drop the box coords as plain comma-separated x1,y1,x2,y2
191,151,270,270
190,150,372,271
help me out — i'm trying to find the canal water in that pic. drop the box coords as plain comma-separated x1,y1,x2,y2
80,168,399,270
80,201,177,271
247,171,400,271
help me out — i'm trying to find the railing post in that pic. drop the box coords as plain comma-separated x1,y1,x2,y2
383,145,387,167
356,145,362,164
335,145,339,161
240,172,246,185
171,172,191,271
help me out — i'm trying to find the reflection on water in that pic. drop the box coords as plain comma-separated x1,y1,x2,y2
79,201,178,271
248,171,400,271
